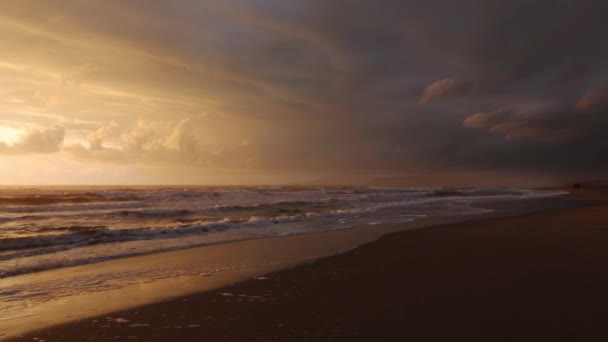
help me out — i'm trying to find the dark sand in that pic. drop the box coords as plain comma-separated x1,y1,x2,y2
10,187,608,341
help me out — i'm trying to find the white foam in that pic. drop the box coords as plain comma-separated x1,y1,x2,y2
129,323,149,327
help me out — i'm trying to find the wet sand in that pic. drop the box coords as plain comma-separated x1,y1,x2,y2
7,188,608,341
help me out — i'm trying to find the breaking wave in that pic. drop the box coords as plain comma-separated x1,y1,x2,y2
0,193,140,206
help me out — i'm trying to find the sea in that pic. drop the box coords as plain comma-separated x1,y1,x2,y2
0,186,565,279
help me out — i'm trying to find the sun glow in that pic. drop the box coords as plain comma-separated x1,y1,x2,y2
0,126,22,145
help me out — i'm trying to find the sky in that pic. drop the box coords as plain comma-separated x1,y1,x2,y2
0,0,607,185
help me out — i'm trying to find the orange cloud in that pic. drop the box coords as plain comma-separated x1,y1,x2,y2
0,125,65,154
463,102,570,142
577,82,608,112
418,78,472,106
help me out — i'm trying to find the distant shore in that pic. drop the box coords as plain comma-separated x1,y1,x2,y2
7,187,607,341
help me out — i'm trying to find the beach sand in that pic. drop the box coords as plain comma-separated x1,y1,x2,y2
7,187,608,341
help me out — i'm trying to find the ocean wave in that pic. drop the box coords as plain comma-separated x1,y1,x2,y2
113,209,196,219
0,193,140,207
0,206,365,252
0,196,486,252
0,219,236,252
0,201,144,214
431,188,526,197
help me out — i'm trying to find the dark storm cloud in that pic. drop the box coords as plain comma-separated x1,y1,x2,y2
249,0,608,179
471,0,608,89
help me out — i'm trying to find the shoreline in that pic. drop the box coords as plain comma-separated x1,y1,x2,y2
0,212,504,339
1,193,591,340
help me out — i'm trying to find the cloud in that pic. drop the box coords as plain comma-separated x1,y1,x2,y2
87,121,118,150
471,0,608,88
463,102,576,141
64,118,254,171
2,0,608,183
577,82,608,112
418,78,472,105
463,108,513,129
0,125,65,154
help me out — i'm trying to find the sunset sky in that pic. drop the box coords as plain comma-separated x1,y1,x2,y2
1,0,607,185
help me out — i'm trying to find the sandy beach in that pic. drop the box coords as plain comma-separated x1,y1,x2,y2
3,187,606,341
